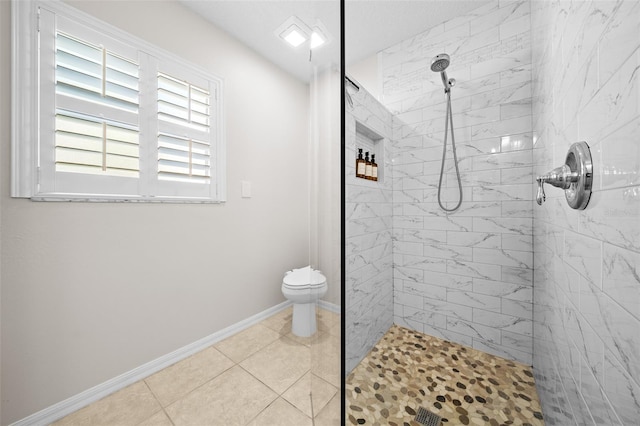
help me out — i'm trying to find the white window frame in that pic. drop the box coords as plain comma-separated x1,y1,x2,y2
12,0,226,202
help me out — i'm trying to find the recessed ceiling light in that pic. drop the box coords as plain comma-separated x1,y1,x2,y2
282,26,308,47
275,16,332,51
310,21,331,50
310,31,325,49
275,16,311,49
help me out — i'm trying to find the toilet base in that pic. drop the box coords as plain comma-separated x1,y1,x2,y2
292,302,318,337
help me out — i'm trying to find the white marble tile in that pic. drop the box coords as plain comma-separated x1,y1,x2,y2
501,298,532,319
598,0,640,86
500,101,532,120
579,278,640,383
447,290,501,313
423,297,473,322
602,243,640,321
501,233,532,251
599,117,640,191
473,278,532,302
470,0,528,36
501,266,532,286
403,281,447,301
580,187,640,252
579,48,639,143
402,305,447,329
580,363,623,426
471,81,531,110
469,47,531,81
423,244,473,262
423,324,474,347
473,150,532,171
422,216,473,232
447,259,502,281
564,230,603,288
473,309,532,336
447,231,501,248
500,64,532,87
446,318,501,343
501,200,533,217
473,339,531,365
473,216,533,235
400,254,447,273
500,13,530,40
473,247,532,269
603,349,640,425
472,183,531,201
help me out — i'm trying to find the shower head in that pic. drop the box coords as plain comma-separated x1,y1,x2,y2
431,53,455,92
430,53,450,72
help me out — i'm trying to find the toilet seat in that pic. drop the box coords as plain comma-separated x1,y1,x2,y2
283,266,326,290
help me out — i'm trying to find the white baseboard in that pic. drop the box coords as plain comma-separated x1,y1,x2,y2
318,299,341,314
10,300,292,426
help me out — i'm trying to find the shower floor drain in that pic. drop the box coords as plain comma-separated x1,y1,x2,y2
415,407,442,426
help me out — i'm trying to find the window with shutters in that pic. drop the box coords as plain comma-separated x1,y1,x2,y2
12,0,226,202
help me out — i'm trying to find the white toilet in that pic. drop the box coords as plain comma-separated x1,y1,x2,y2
282,266,328,337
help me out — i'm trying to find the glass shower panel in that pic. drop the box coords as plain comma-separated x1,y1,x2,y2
307,1,342,424
176,1,342,423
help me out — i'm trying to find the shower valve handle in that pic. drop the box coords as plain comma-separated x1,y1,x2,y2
536,178,546,206
535,165,579,205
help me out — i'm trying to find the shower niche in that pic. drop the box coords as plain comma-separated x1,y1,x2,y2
354,121,385,183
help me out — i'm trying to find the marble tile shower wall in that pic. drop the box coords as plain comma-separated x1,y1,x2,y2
379,0,535,364
345,83,394,373
531,1,640,425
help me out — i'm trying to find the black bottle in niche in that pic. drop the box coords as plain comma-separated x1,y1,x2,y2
356,148,366,178
371,154,378,182
364,151,372,180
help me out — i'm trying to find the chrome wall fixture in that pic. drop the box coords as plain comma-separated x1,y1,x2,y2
536,141,593,210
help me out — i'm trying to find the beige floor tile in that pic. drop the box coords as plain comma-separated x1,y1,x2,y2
145,346,234,407
215,323,280,362
52,382,161,426
285,330,318,347
136,410,173,426
240,336,310,394
328,321,341,338
317,309,340,333
260,307,293,335
214,323,281,363
313,393,341,426
165,365,277,426
246,398,312,426
282,372,338,417
311,331,341,388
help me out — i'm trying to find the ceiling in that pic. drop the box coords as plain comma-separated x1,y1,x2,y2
179,1,488,82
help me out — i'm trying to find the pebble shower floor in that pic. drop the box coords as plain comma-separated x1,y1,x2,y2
346,325,544,426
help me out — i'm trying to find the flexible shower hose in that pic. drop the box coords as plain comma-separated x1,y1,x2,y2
437,90,463,212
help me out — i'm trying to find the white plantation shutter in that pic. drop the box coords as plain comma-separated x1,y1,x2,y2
19,1,225,202
158,133,210,184
157,73,211,184
55,32,139,114
55,112,140,177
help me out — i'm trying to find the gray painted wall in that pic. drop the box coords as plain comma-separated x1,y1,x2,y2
1,1,310,423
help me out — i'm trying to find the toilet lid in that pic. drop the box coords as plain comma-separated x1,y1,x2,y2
283,266,326,289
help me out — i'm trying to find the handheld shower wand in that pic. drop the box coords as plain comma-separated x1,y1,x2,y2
431,53,462,212
430,53,456,93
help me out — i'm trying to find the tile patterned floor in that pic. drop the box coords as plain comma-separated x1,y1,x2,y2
52,307,341,426
346,325,544,426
